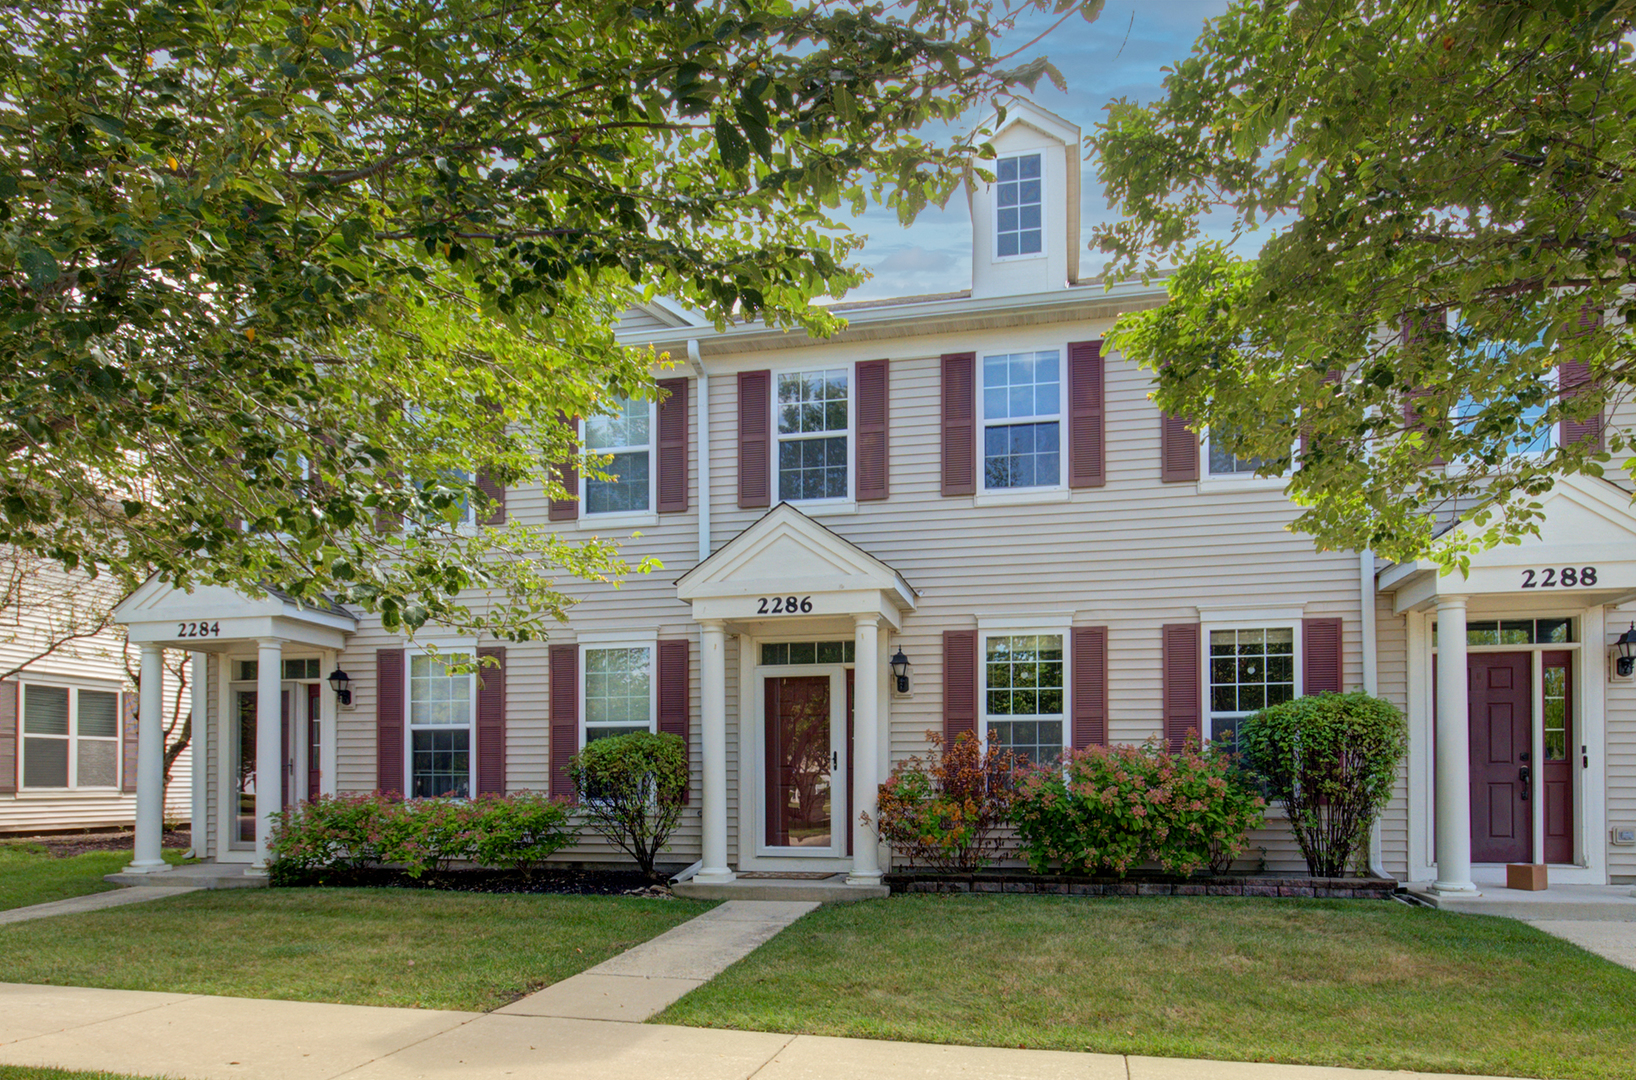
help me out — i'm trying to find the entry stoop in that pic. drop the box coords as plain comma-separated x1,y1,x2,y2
104,863,269,890
672,873,888,903
1405,881,1636,920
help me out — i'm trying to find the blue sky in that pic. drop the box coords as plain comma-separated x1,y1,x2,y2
845,0,1232,300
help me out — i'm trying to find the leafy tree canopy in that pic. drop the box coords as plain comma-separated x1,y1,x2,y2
1092,0,1635,567
1,0,1100,637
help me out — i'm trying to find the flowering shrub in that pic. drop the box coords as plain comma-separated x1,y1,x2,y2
268,792,577,884
868,730,1024,874
1238,693,1406,877
1010,737,1265,878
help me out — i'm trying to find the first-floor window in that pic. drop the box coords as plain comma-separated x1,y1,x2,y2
1207,628,1295,752
408,653,472,798
982,633,1065,765
583,646,654,744
21,683,120,789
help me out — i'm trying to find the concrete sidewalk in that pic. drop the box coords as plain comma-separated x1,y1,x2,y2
0,982,1521,1080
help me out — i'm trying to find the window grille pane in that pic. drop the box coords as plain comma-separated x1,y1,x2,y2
411,728,470,798
988,718,1061,766
1208,428,1266,475
23,737,68,787
1208,626,1297,748
78,690,119,738
234,660,259,682
759,642,852,666
584,647,651,728
409,654,471,726
586,450,650,513
995,154,1043,256
77,738,117,787
585,396,649,450
23,685,68,735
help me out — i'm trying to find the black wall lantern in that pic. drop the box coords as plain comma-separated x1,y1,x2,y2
889,648,911,694
327,668,353,706
1617,624,1636,678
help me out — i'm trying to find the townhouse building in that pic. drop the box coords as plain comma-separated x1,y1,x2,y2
110,100,1636,892
0,555,190,834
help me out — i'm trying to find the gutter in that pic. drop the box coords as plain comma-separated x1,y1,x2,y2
669,859,703,886
688,339,710,563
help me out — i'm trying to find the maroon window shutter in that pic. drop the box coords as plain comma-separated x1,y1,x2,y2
657,639,690,803
0,681,16,795
1303,617,1344,695
547,411,579,522
941,353,977,496
376,649,405,796
657,377,690,513
1561,307,1604,450
475,646,506,795
475,398,507,525
1068,340,1106,489
1401,312,1448,465
942,629,978,744
1071,626,1109,749
738,370,771,508
1162,623,1201,751
549,644,579,801
1160,414,1198,482
855,359,890,501
120,690,139,794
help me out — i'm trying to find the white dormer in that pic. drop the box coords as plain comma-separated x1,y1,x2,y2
967,99,1082,300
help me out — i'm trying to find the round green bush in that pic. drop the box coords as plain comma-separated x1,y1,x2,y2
1238,692,1405,878
568,731,688,880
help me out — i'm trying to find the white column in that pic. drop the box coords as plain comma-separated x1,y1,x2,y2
696,620,735,884
251,639,283,872
849,615,882,885
188,652,208,859
1432,595,1477,893
126,643,168,873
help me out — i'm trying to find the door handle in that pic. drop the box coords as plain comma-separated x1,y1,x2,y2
1519,765,1530,799
832,750,839,771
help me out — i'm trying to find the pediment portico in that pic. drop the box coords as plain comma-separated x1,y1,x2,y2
675,504,915,894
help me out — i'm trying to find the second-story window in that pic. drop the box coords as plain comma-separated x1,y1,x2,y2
778,369,849,501
1206,427,1267,477
996,153,1043,258
982,350,1060,490
584,396,651,514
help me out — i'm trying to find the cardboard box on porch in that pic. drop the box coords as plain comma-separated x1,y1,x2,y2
1506,863,1548,891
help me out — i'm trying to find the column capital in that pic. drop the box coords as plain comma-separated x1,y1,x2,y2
853,612,884,630
1435,594,1470,611
697,619,726,634
255,637,288,649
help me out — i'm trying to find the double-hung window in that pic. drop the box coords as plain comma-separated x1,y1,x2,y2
583,646,654,744
982,350,1061,490
584,396,652,515
21,683,120,789
1449,315,1557,458
408,653,472,798
982,634,1065,766
1206,427,1267,478
995,153,1043,258
777,369,849,502
1207,628,1296,753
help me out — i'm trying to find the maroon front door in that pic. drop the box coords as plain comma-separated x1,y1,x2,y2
306,682,323,801
1468,653,1532,863
764,675,834,848
1542,651,1574,864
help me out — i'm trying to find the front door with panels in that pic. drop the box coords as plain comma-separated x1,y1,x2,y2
762,669,850,855
1541,650,1574,864
1468,652,1532,863
230,686,294,849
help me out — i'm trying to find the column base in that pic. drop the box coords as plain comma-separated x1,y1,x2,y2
121,860,171,875
1429,880,1480,895
845,871,884,887
245,863,270,877
693,868,737,885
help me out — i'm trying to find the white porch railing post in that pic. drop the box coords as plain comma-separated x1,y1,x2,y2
126,643,168,873
1432,595,1477,894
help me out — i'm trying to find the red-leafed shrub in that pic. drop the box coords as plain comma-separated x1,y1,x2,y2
1010,737,1265,878
868,730,1025,874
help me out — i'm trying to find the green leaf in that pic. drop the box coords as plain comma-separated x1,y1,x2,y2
16,244,60,290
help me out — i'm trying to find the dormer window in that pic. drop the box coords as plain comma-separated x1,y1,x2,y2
996,154,1043,258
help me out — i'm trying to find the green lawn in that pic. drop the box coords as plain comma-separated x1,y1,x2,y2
655,894,1636,1080
0,1068,168,1080
0,887,711,1012
0,845,185,912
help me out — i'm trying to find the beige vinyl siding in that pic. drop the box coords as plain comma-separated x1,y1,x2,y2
1374,593,1412,878
1607,601,1636,881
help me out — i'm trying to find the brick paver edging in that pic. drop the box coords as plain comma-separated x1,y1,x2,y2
885,874,1398,900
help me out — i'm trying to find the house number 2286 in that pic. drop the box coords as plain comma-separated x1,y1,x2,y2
1521,567,1597,589
757,595,813,614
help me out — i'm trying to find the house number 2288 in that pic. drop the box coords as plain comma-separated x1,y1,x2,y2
1521,567,1597,589
757,595,813,614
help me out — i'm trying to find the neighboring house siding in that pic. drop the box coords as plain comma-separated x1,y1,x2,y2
1374,593,1411,879
1608,600,1636,882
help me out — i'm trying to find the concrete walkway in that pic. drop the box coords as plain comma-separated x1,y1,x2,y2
0,982,1522,1080
1523,919,1636,970
500,900,819,1021
0,886,201,927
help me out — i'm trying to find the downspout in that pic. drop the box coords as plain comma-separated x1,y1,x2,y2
1361,547,1390,881
688,339,710,562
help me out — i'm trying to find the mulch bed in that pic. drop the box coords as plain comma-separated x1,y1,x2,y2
886,870,1398,900
275,865,678,898
1,828,192,857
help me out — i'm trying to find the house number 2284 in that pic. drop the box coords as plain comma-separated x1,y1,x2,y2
1521,567,1597,589
757,595,813,614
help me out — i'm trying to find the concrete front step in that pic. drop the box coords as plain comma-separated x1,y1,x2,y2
104,863,269,890
672,873,888,903
1404,882,1636,920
